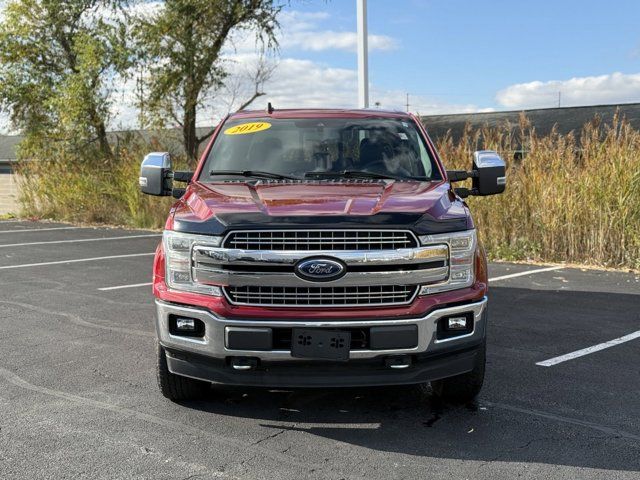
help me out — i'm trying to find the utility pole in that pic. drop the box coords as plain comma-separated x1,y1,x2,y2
405,93,410,112
357,0,369,108
558,91,561,108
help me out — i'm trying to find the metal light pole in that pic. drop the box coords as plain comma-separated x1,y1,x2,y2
357,0,369,108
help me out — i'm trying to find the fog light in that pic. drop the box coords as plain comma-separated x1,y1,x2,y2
447,316,468,330
176,317,196,331
169,315,204,337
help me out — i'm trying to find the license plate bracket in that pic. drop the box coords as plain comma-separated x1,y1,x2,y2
291,328,351,361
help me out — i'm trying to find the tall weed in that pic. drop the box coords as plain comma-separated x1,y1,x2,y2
16,114,640,269
433,113,640,270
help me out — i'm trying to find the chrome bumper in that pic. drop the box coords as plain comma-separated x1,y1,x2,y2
155,297,487,361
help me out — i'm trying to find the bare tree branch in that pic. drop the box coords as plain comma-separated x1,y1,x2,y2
237,91,265,112
196,53,277,146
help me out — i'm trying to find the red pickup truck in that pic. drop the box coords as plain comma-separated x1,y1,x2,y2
139,108,506,402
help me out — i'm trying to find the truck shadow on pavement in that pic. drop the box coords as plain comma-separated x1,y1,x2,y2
182,383,639,473
181,286,640,472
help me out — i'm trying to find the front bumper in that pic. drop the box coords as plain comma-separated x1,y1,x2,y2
156,297,487,387
165,345,484,388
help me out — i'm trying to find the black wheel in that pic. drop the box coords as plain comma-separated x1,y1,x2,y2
156,343,209,401
430,340,486,403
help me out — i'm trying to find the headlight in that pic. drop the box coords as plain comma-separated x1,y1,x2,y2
163,230,223,296
418,229,477,295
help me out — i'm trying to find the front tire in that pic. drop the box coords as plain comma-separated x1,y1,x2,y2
430,340,486,403
156,343,209,401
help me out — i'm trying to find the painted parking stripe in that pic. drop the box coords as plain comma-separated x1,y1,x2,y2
489,266,564,282
0,252,155,270
536,330,640,367
100,265,567,292
98,282,153,291
0,226,82,234
0,233,160,248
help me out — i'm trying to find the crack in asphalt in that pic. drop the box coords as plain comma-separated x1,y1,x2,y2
0,300,154,338
485,401,640,443
0,367,358,479
251,428,286,446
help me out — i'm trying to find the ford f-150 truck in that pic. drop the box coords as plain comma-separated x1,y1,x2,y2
139,107,506,402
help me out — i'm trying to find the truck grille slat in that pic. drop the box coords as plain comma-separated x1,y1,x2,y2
225,285,418,307
224,230,416,251
200,230,437,307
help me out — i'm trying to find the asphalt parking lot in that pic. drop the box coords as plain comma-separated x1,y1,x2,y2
0,220,639,479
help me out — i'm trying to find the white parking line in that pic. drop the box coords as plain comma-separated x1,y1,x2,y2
0,226,81,234
98,282,153,291
0,252,155,270
536,330,640,367
489,266,564,282
101,264,567,292
0,233,160,248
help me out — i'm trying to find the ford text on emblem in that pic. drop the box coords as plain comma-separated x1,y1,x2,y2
295,258,346,282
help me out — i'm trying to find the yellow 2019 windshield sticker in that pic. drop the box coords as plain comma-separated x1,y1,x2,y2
224,122,272,135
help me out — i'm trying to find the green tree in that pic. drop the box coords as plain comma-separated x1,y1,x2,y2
135,0,280,163
0,0,131,161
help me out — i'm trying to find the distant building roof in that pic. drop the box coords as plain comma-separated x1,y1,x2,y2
421,102,640,143
0,127,216,165
108,126,216,158
1,103,640,164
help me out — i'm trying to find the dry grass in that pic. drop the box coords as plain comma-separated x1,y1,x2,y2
433,113,640,270
16,135,184,229
16,113,640,270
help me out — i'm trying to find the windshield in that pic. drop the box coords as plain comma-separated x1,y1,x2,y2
199,117,441,181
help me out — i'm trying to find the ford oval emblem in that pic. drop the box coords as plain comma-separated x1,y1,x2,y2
295,257,346,282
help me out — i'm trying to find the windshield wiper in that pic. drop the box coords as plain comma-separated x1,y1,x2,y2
305,170,424,181
209,170,297,180
305,170,397,180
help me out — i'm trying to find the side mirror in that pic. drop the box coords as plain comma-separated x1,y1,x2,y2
447,150,506,198
472,150,506,196
139,152,173,196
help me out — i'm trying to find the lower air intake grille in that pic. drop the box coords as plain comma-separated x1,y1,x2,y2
224,285,417,307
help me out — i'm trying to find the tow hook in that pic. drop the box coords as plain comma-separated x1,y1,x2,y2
385,355,412,369
230,357,259,371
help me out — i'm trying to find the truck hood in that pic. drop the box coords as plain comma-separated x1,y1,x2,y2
171,180,470,235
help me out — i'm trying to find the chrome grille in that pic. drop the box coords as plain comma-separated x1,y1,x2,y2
224,230,417,251
224,285,417,307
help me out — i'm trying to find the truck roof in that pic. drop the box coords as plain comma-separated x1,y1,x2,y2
229,108,413,120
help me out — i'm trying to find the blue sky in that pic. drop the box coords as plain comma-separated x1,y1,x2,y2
261,0,640,114
3,0,640,132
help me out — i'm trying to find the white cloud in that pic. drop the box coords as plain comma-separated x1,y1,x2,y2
228,56,485,116
496,72,640,109
3,52,492,133
259,58,357,107
228,10,398,54
278,11,330,33
369,89,488,115
278,10,397,52
0,7,475,134
109,74,141,130
282,30,398,52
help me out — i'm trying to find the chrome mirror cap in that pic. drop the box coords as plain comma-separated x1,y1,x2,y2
142,152,172,169
472,150,506,196
140,152,173,196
